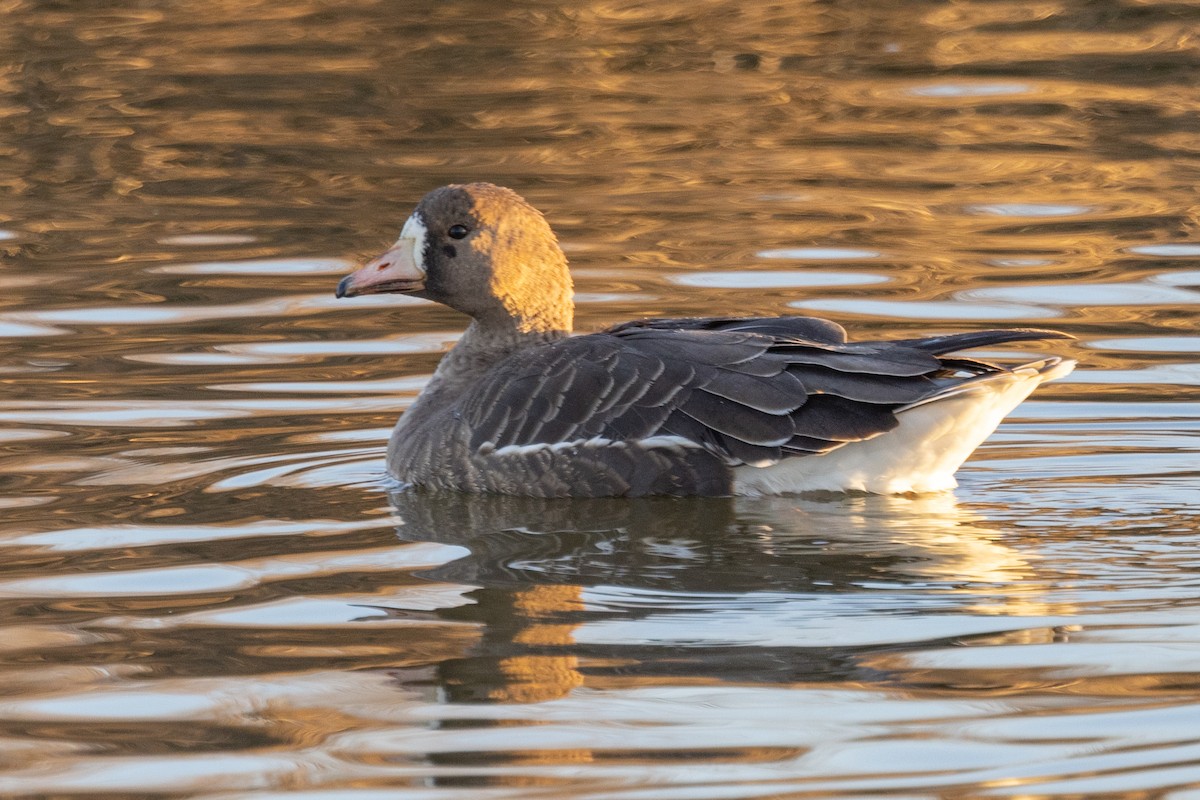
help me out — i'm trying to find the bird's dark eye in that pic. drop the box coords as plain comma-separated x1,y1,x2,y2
448,224,469,240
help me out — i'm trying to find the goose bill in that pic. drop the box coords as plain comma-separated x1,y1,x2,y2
336,238,425,297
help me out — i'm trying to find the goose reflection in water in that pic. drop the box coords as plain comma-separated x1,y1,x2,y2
383,490,1045,705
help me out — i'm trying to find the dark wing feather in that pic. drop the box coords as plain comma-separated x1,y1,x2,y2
459,320,1069,491
717,353,793,377
790,394,899,441
791,365,935,404
588,355,647,418
679,390,795,445
617,328,771,366
879,328,1072,354
784,434,839,454
606,314,848,344
775,342,942,376
716,433,782,467
659,408,720,447
699,368,807,414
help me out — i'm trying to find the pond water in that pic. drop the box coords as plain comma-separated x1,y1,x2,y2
2,1,1199,797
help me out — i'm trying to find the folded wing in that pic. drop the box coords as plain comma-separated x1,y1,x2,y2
459,318,1068,496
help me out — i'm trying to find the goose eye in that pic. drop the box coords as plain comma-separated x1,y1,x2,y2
447,224,469,240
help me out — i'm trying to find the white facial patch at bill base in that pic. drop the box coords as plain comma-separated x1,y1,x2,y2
396,213,429,274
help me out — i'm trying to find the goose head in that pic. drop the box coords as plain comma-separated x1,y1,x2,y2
337,183,573,335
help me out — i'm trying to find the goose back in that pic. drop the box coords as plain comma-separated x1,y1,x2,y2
387,318,1069,497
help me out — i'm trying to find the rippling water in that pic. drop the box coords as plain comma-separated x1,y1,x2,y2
2,1,1199,797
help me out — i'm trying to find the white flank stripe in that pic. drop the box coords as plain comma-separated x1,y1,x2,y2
633,435,699,450
486,435,699,458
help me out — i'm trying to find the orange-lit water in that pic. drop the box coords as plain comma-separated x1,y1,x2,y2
1,1,1199,797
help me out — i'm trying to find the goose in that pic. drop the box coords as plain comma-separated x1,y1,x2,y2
336,183,1074,497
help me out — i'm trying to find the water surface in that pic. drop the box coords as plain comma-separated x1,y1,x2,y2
1,1,1199,797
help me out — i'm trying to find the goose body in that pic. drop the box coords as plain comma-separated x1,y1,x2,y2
337,183,1073,498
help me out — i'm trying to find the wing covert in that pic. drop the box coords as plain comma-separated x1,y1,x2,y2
457,320,1068,483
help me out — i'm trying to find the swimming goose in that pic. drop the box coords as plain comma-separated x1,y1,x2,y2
337,183,1074,497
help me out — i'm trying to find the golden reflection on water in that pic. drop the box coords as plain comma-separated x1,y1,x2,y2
0,0,1199,796
389,491,1066,709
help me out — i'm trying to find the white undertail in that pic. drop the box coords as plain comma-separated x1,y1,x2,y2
733,357,1075,495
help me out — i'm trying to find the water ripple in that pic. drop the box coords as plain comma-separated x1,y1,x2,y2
2,518,386,551
2,0,1199,796
1126,244,1200,257
966,203,1093,218
791,298,1057,320
0,541,465,598
756,247,882,260
0,397,407,427
906,81,1032,98
3,292,427,329
149,257,351,275
670,270,888,289
156,234,260,246
963,282,1200,306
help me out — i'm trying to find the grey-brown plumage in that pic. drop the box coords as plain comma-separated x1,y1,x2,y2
337,183,1074,498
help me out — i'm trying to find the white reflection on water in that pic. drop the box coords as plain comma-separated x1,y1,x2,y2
11,691,224,721
964,282,1200,306
127,333,460,365
1090,336,1200,352
670,270,888,289
209,376,429,394
0,753,307,795
907,82,1031,98
156,234,259,246
206,450,386,491
112,588,478,628
894,640,1200,676
791,298,1057,320
123,352,283,366
757,247,881,260
1126,244,1200,257
4,518,385,551
0,541,465,598
0,497,54,509
0,319,68,337
149,257,350,275
1068,363,1200,386
3,292,428,329
293,427,391,444
986,258,1057,267
0,429,69,443
574,291,652,304
966,203,1092,217
0,396,408,426
0,564,264,597
1150,270,1200,287
574,593,1045,648
43,442,387,490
